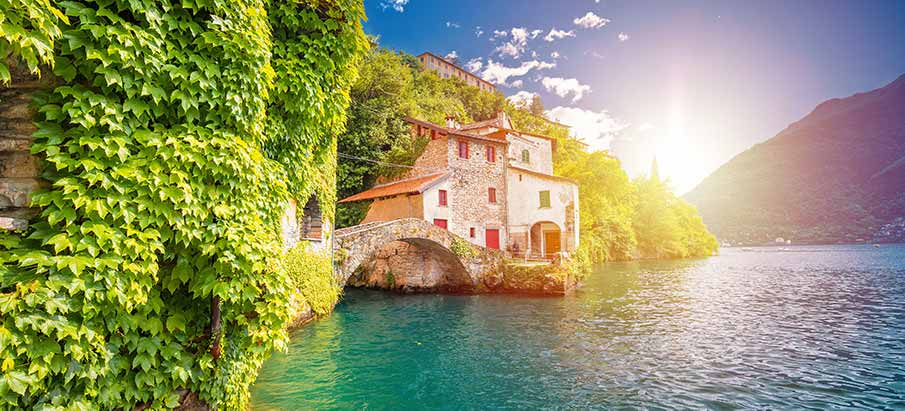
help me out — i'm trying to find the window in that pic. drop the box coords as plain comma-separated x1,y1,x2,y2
470,227,475,238
458,141,469,159
521,149,530,163
431,129,437,140
486,146,496,162
518,174,523,182
539,190,551,208
438,190,447,206
433,219,447,229
488,187,497,203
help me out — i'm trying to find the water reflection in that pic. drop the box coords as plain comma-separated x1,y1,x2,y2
251,245,905,410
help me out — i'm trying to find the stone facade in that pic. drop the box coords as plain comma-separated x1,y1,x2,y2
445,134,508,248
0,67,50,231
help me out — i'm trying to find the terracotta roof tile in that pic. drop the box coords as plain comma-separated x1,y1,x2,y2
338,173,447,203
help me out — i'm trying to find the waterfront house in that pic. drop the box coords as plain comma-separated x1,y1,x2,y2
340,112,579,259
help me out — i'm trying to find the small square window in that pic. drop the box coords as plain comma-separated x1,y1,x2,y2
539,190,551,208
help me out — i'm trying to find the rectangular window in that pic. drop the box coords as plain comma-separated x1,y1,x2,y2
438,190,447,206
521,149,530,163
431,129,437,140
433,219,447,229
469,227,475,238
488,187,497,203
486,146,496,162
458,141,469,159
539,190,551,208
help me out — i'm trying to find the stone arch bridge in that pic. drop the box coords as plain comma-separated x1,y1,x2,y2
333,218,504,292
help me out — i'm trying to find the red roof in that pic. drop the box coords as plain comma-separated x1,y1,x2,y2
338,173,447,203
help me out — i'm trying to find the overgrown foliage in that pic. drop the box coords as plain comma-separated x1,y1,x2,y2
0,0,68,82
338,46,718,262
0,1,365,410
282,243,341,316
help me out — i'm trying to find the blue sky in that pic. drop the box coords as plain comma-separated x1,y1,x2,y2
364,0,905,193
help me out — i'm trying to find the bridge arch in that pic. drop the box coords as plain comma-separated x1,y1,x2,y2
334,219,503,291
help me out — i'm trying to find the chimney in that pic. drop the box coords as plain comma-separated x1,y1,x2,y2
445,114,459,129
497,111,509,128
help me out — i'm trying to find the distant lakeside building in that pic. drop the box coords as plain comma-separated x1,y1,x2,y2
417,51,496,93
340,112,579,260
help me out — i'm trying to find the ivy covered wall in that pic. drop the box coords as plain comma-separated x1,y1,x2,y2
0,0,365,409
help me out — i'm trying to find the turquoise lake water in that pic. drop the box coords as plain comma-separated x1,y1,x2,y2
250,244,905,409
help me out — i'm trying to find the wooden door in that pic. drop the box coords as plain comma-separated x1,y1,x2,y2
544,231,561,257
433,219,447,229
485,229,500,250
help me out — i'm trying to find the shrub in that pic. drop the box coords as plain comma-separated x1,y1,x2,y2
282,243,341,316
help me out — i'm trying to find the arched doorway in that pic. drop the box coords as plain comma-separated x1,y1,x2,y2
529,221,561,260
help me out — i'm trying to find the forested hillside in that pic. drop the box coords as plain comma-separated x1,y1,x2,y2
685,74,905,245
338,46,718,261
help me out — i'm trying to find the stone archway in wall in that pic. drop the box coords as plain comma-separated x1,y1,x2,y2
346,237,472,292
529,221,562,260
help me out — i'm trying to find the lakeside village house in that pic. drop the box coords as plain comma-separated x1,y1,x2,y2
340,111,580,260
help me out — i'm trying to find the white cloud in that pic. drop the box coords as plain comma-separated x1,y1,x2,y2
550,51,561,59
546,106,628,150
542,77,591,102
380,0,409,12
475,26,484,37
465,57,483,73
574,12,611,29
585,50,605,59
530,29,543,39
480,60,556,86
510,79,524,88
544,28,575,42
445,50,459,61
618,32,630,41
507,91,538,108
492,29,508,39
638,123,654,131
495,27,532,58
446,21,461,29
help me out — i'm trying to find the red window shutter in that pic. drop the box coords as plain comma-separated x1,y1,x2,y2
438,190,447,206
487,146,495,162
485,229,500,249
433,219,447,229
488,187,496,203
459,141,469,158
470,227,475,237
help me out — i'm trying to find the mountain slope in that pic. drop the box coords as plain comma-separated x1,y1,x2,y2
685,74,905,244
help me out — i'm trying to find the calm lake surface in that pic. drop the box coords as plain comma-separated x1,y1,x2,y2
251,245,905,409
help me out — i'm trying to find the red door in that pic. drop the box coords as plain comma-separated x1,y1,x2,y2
485,229,500,250
433,219,447,229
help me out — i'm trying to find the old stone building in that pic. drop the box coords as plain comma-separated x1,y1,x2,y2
340,112,579,259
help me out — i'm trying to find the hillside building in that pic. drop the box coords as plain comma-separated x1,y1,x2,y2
418,52,496,93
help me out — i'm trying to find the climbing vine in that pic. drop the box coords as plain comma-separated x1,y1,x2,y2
0,1,365,410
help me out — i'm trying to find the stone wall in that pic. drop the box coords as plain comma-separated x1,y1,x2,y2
446,135,508,248
0,68,50,231
347,240,472,292
400,135,448,180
